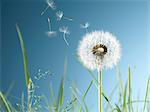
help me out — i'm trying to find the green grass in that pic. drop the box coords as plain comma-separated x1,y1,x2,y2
0,24,150,112
0,92,11,112
16,24,30,88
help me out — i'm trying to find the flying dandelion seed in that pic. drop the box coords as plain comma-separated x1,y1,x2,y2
41,0,56,16
59,26,70,46
77,31,121,112
56,10,73,21
80,22,90,32
46,18,57,37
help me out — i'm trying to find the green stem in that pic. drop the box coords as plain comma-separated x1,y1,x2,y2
98,70,103,112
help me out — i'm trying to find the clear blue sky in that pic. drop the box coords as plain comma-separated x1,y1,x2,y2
1,0,150,111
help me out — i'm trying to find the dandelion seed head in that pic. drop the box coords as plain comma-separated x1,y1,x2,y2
77,31,121,70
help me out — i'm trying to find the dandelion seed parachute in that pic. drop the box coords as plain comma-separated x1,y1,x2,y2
59,26,70,46
59,26,70,35
77,31,121,70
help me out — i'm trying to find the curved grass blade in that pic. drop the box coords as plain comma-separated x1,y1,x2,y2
75,55,98,87
105,83,118,111
102,92,113,110
115,104,121,112
16,24,29,87
84,102,89,112
0,92,11,112
79,80,93,112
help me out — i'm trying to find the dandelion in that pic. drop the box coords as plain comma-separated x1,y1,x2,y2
41,0,56,16
56,10,73,21
77,31,121,112
80,22,90,32
46,18,57,37
59,26,70,46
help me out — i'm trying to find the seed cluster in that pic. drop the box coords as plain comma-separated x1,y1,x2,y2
92,44,107,57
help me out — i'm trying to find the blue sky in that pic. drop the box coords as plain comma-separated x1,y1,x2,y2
1,0,150,111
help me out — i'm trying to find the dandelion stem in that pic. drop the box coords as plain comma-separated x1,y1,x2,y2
41,5,49,16
98,69,103,112
63,33,69,46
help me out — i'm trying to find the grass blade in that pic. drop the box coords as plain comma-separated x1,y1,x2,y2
143,75,150,112
79,80,93,112
0,92,11,112
115,104,121,112
123,81,128,112
49,84,56,112
57,57,67,111
115,66,124,105
102,92,113,111
84,102,89,112
16,24,29,87
128,67,132,112
57,73,65,111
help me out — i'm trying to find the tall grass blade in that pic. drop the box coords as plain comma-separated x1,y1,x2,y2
0,92,11,112
16,24,30,87
57,57,67,111
128,67,133,112
123,82,128,112
57,72,65,111
116,66,124,105
79,80,93,112
49,84,56,112
143,75,150,112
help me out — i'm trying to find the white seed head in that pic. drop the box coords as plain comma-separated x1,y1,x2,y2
77,31,121,70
